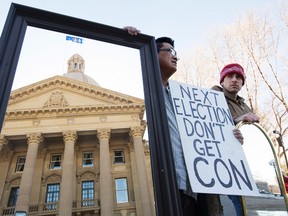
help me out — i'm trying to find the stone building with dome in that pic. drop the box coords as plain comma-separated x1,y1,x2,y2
0,54,155,216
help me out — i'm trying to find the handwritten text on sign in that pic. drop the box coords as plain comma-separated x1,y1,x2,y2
169,80,258,196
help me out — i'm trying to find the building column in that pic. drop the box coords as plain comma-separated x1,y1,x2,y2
15,133,43,213
0,134,7,152
128,141,143,215
59,131,77,216
130,126,155,216
97,129,113,216
0,135,9,202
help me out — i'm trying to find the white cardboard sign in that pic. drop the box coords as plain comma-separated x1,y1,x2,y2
169,80,259,196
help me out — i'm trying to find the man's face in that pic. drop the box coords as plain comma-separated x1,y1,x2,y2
221,72,243,94
157,42,178,82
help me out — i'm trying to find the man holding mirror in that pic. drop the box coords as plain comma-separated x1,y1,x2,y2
212,63,260,216
156,37,245,216
124,27,245,215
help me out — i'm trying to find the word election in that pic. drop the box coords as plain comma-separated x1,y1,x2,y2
173,85,234,143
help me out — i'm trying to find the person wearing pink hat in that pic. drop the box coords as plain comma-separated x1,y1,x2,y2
213,63,259,124
212,63,259,216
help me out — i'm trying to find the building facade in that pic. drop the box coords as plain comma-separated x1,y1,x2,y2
0,54,155,216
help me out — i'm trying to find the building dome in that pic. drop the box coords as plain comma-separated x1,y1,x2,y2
63,53,100,86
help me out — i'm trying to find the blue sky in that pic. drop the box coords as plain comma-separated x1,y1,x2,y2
0,0,275,97
0,0,274,50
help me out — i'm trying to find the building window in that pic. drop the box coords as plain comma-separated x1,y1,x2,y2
7,187,19,207
114,150,124,163
45,184,60,210
15,156,26,172
82,181,94,207
115,178,128,203
50,154,61,169
83,152,93,167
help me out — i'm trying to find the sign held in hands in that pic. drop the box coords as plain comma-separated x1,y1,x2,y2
169,80,259,196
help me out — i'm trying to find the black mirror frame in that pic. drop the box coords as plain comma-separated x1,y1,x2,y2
0,3,182,216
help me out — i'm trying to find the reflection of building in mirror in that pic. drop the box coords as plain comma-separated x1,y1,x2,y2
0,54,155,216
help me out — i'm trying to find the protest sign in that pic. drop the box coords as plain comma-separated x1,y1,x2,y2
169,80,259,196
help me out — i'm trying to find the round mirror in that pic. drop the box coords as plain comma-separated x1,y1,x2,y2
238,123,287,215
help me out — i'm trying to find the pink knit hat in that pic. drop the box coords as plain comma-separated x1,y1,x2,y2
220,63,246,85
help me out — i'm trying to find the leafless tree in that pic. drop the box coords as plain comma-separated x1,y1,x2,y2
175,1,288,165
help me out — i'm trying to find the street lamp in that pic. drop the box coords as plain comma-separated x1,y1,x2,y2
269,159,283,195
273,130,288,169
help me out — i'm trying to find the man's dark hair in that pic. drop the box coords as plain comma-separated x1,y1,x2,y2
155,37,174,50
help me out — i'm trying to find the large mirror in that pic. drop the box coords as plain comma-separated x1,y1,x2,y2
237,122,288,215
0,3,181,216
